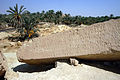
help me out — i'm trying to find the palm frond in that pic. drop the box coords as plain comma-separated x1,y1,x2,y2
14,4,18,14
20,8,26,14
9,7,15,13
6,10,14,14
19,5,24,14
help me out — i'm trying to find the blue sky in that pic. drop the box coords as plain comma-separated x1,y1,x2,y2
0,0,120,16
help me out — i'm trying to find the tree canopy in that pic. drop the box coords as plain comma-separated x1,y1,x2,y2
0,9,120,26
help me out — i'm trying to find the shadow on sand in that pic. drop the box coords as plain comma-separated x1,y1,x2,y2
13,63,55,73
13,60,120,74
78,59,120,74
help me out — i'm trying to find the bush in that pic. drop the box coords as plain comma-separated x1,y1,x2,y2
7,4,39,41
18,16,39,40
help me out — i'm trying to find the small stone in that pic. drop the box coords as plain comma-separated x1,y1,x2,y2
70,58,79,66
17,41,22,46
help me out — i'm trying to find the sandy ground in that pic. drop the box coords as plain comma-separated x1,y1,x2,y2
3,52,120,80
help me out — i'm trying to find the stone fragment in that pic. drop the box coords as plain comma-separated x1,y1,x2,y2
0,51,7,76
17,19,120,65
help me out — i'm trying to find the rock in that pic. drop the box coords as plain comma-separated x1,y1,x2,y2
70,58,79,66
16,41,22,46
0,51,7,76
17,19,120,65
5,70,19,80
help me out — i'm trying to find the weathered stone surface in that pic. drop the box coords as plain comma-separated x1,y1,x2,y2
0,51,7,76
17,19,120,64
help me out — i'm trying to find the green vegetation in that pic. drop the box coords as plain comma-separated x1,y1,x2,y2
0,4,120,40
20,16,39,40
21,10,120,25
6,4,25,28
5,4,39,41
1,9,120,26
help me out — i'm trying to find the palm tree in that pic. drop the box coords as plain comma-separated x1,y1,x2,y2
21,16,39,40
6,4,26,28
55,11,63,24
